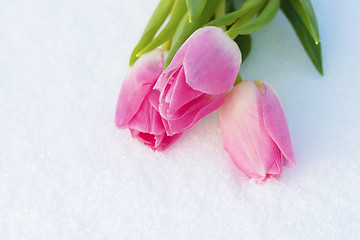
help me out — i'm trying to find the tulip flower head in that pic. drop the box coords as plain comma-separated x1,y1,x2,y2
220,80,296,181
115,49,181,151
154,26,241,136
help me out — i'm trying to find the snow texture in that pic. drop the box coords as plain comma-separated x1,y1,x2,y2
0,0,359,239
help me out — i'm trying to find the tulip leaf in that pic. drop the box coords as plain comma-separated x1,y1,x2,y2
225,0,236,13
129,0,174,66
226,0,280,39
234,34,251,62
281,0,323,75
185,0,207,22
215,0,226,19
164,0,221,68
206,0,267,28
234,74,243,86
289,0,320,44
137,0,187,57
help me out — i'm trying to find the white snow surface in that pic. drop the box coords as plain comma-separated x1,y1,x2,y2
1,0,359,239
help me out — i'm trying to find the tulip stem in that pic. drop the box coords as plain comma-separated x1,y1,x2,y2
129,0,175,66
162,39,172,51
227,32,238,40
215,0,226,31
234,74,243,86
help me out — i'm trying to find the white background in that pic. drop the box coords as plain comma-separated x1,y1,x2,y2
1,0,359,239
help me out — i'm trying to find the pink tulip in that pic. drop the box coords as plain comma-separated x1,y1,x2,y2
115,49,181,151
220,80,296,181
154,26,241,135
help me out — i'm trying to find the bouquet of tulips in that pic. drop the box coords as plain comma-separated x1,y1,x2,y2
115,0,322,181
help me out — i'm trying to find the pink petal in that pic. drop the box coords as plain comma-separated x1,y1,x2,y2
166,93,225,135
156,26,209,79
164,67,204,119
183,27,241,94
127,98,165,136
126,91,182,151
147,88,161,111
260,81,296,168
155,68,181,119
115,49,166,127
153,29,197,92
220,81,280,180
155,132,182,151
130,129,182,151
265,149,283,180
130,129,156,147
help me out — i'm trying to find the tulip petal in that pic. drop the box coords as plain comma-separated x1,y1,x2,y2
130,129,156,148
265,150,283,180
183,27,241,94
147,88,161,111
155,132,182,151
115,49,166,127
220,81,280,180
153,27,202,97
158,26,206,78
166,93,225,135
130,128,181,151
154,133,165,149
127,98,165,136
260,81,296,168
166,67,204,118
155,68,181,118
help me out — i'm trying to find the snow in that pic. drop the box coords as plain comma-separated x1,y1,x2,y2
0,0,359,239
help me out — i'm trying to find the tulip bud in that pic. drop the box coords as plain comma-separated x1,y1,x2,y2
154,26,242,135
220,80,296,181
115,49,181,151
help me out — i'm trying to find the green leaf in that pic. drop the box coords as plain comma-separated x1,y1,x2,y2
234,34,252,62
234,74,243,86
281,0,323,75
164,0,221,68
225,0,236,13
206,0,267,28
215,0,226,19
289,0,320,43
136,0,187,57
129,0,174,66
226,0,280,38
185,0,207,22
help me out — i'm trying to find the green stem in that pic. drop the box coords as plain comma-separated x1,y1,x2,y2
129,0,175,66
162,39,172,51
207,0,267,28
226,0,280,38
136,0,187,57
215,0,226,30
